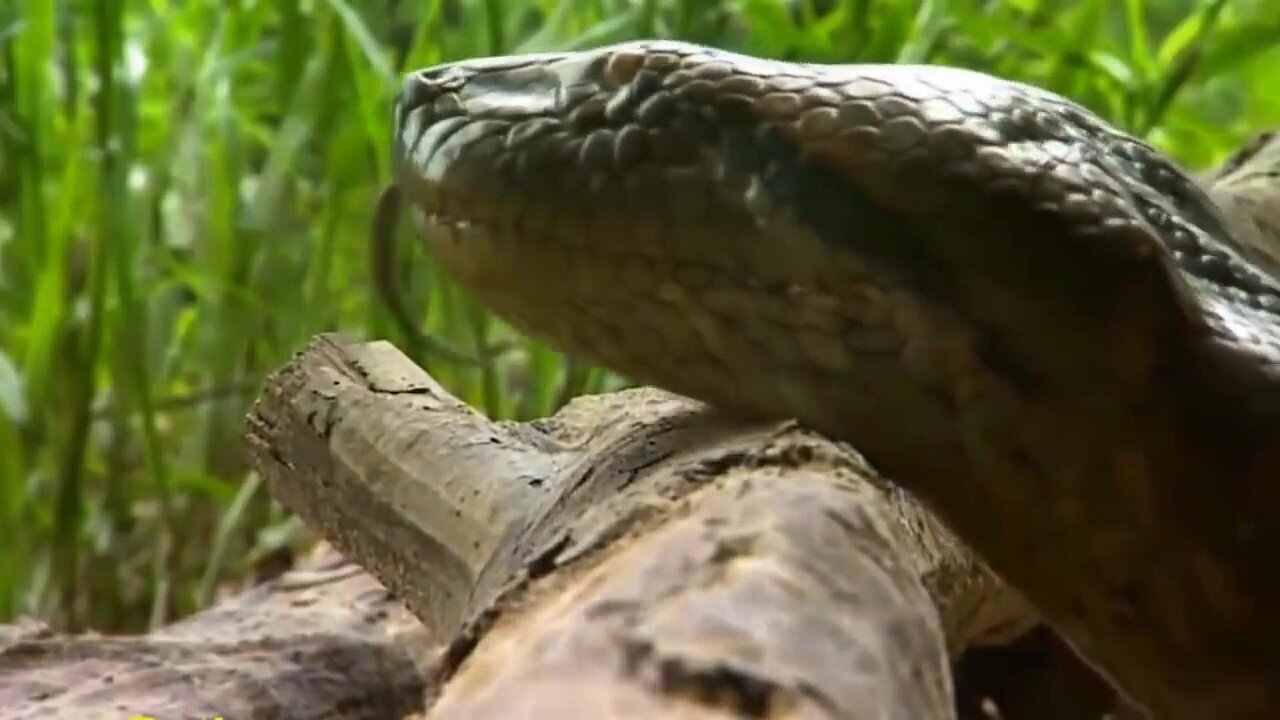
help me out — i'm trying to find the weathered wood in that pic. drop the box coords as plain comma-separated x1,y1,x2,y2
0,544,428,720
244,335,1124,719
245,335,555,638
2,334,1133,720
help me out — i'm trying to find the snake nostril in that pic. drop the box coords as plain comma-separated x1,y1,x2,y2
401,73,442,110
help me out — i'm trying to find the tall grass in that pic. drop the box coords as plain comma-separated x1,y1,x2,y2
0,0,1276,632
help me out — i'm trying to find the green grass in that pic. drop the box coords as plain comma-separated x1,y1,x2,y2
0,0,1276,633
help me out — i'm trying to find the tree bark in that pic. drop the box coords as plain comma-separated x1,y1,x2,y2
1,544,428,720
3,334,1135,719
244,335,1121,719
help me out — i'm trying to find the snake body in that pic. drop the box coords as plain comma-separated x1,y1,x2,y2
388,40,1280,717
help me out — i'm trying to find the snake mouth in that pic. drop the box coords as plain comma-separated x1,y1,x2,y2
415,210,478,237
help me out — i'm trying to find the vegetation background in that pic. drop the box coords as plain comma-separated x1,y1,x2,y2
0,0,1276,633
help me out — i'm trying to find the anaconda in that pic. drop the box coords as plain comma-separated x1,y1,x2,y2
383,40,1280,718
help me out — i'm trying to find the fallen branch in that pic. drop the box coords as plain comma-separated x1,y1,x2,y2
245,335,1124,719
1,544,427,720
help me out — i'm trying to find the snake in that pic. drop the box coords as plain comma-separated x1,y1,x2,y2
381,40,1280,718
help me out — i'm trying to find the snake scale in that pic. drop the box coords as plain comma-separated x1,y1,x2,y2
382,40,1280,718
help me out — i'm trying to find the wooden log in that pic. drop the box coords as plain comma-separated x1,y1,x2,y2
2,335,1131,720
245,335,1123,719
0,544,427,720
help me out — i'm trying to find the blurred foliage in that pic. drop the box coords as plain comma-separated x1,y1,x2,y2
0,0,1276,632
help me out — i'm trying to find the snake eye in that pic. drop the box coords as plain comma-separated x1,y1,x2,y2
401,73,440,110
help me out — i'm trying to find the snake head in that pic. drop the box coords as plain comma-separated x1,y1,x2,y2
395,42,1210,395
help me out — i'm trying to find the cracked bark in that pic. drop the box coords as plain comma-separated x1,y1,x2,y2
1,544,429,720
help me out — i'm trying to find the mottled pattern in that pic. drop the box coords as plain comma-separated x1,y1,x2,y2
391,40,1280,718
